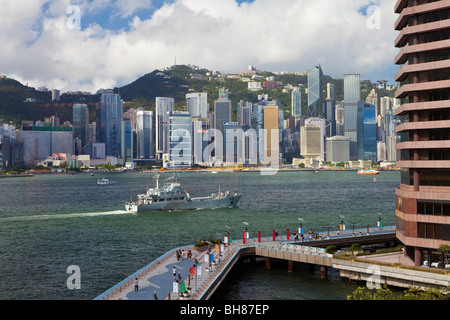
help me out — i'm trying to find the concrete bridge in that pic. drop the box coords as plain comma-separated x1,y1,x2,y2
94,225,450,300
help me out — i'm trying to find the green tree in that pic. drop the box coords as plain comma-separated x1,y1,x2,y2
348,285,448,300
438,244,450,269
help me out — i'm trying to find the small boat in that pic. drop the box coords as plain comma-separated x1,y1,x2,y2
97,178,116,185
357,169,379,175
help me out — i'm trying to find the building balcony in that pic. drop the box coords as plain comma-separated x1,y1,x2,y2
395,0,450,31
396,120,450,133
395,19,450,48
395,39,450,65
395,59,450,82
395,79,450,99
396,184,450,202
396,160,450,169
396,140,450,150
395,100,450,116
394,0,408,14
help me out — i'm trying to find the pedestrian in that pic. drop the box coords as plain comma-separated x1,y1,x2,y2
134,278,139,291
172,266,177,280
294,232,299,242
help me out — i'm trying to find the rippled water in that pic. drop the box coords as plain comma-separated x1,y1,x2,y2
0,170,399,299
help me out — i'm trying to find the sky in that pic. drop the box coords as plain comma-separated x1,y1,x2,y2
0,0,400,93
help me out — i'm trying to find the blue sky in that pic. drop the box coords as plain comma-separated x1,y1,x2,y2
0,0,399,92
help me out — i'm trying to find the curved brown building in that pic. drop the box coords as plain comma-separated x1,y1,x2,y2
394,0,450,267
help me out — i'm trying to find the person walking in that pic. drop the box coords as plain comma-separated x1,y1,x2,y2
172,266,177,280
134,278,139,291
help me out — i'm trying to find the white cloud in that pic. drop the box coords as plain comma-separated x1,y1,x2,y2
0,0,399,93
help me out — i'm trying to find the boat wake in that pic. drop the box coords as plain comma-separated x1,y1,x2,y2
0,210,130,222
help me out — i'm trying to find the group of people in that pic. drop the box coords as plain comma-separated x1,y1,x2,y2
176,249,193,261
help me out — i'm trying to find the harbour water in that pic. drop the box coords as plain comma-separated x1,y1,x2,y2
0,170,399,300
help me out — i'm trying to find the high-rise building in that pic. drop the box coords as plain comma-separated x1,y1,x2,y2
192,117,210,165
51,89,60,101
73,104,89,155
324,99,336,137
155,97,174,159
121,120,133,164
186,93,208,118
214,99,232,138
326,136,350,163
263,105,279,165
307,66,323,117
237,100,252,128
291,87,302,116
136,110,153,159
343,74,362,160
362,103,377,162
168,111,192,168
394,0,450,267
21,126,73,165
100,90,123,157
344,74,361,104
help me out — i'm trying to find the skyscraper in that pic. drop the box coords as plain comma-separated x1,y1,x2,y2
100,90,123,157
214,99,232,138
121,119,133,164
72,104,89,155
343,74,362,160
291,87,302,116
136,110,153,159
168,111,192,168
237,100,252,128
362,103,376,162
186,93,208,118
394,0,450,267
307,65,323,118
344,74,361,104
263,105,279,165
155,97,174,159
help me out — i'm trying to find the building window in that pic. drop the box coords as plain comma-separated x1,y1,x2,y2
417,223,450,241
417,200,450,216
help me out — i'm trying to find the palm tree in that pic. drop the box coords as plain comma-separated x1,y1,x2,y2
438,244,450,269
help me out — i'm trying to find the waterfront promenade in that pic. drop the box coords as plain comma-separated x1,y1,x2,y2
94,226,398,300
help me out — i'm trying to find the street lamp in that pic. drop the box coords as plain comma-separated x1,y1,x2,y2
243,222,249,244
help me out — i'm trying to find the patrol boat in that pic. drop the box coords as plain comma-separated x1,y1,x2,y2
125,175,242,213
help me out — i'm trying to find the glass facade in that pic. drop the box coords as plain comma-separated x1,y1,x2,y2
121,120,133,164
363,103,376,162
307,66,323,118
155,97,174,158
72,104,89,154
186,93,208,118
291,88,302,116
100,91,123,157
168,112,192,168
136,110,153,159
344,74,361,104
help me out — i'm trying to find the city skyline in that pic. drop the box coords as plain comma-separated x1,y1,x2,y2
0,0,399,93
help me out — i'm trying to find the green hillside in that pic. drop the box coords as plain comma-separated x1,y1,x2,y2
0,65,395,125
